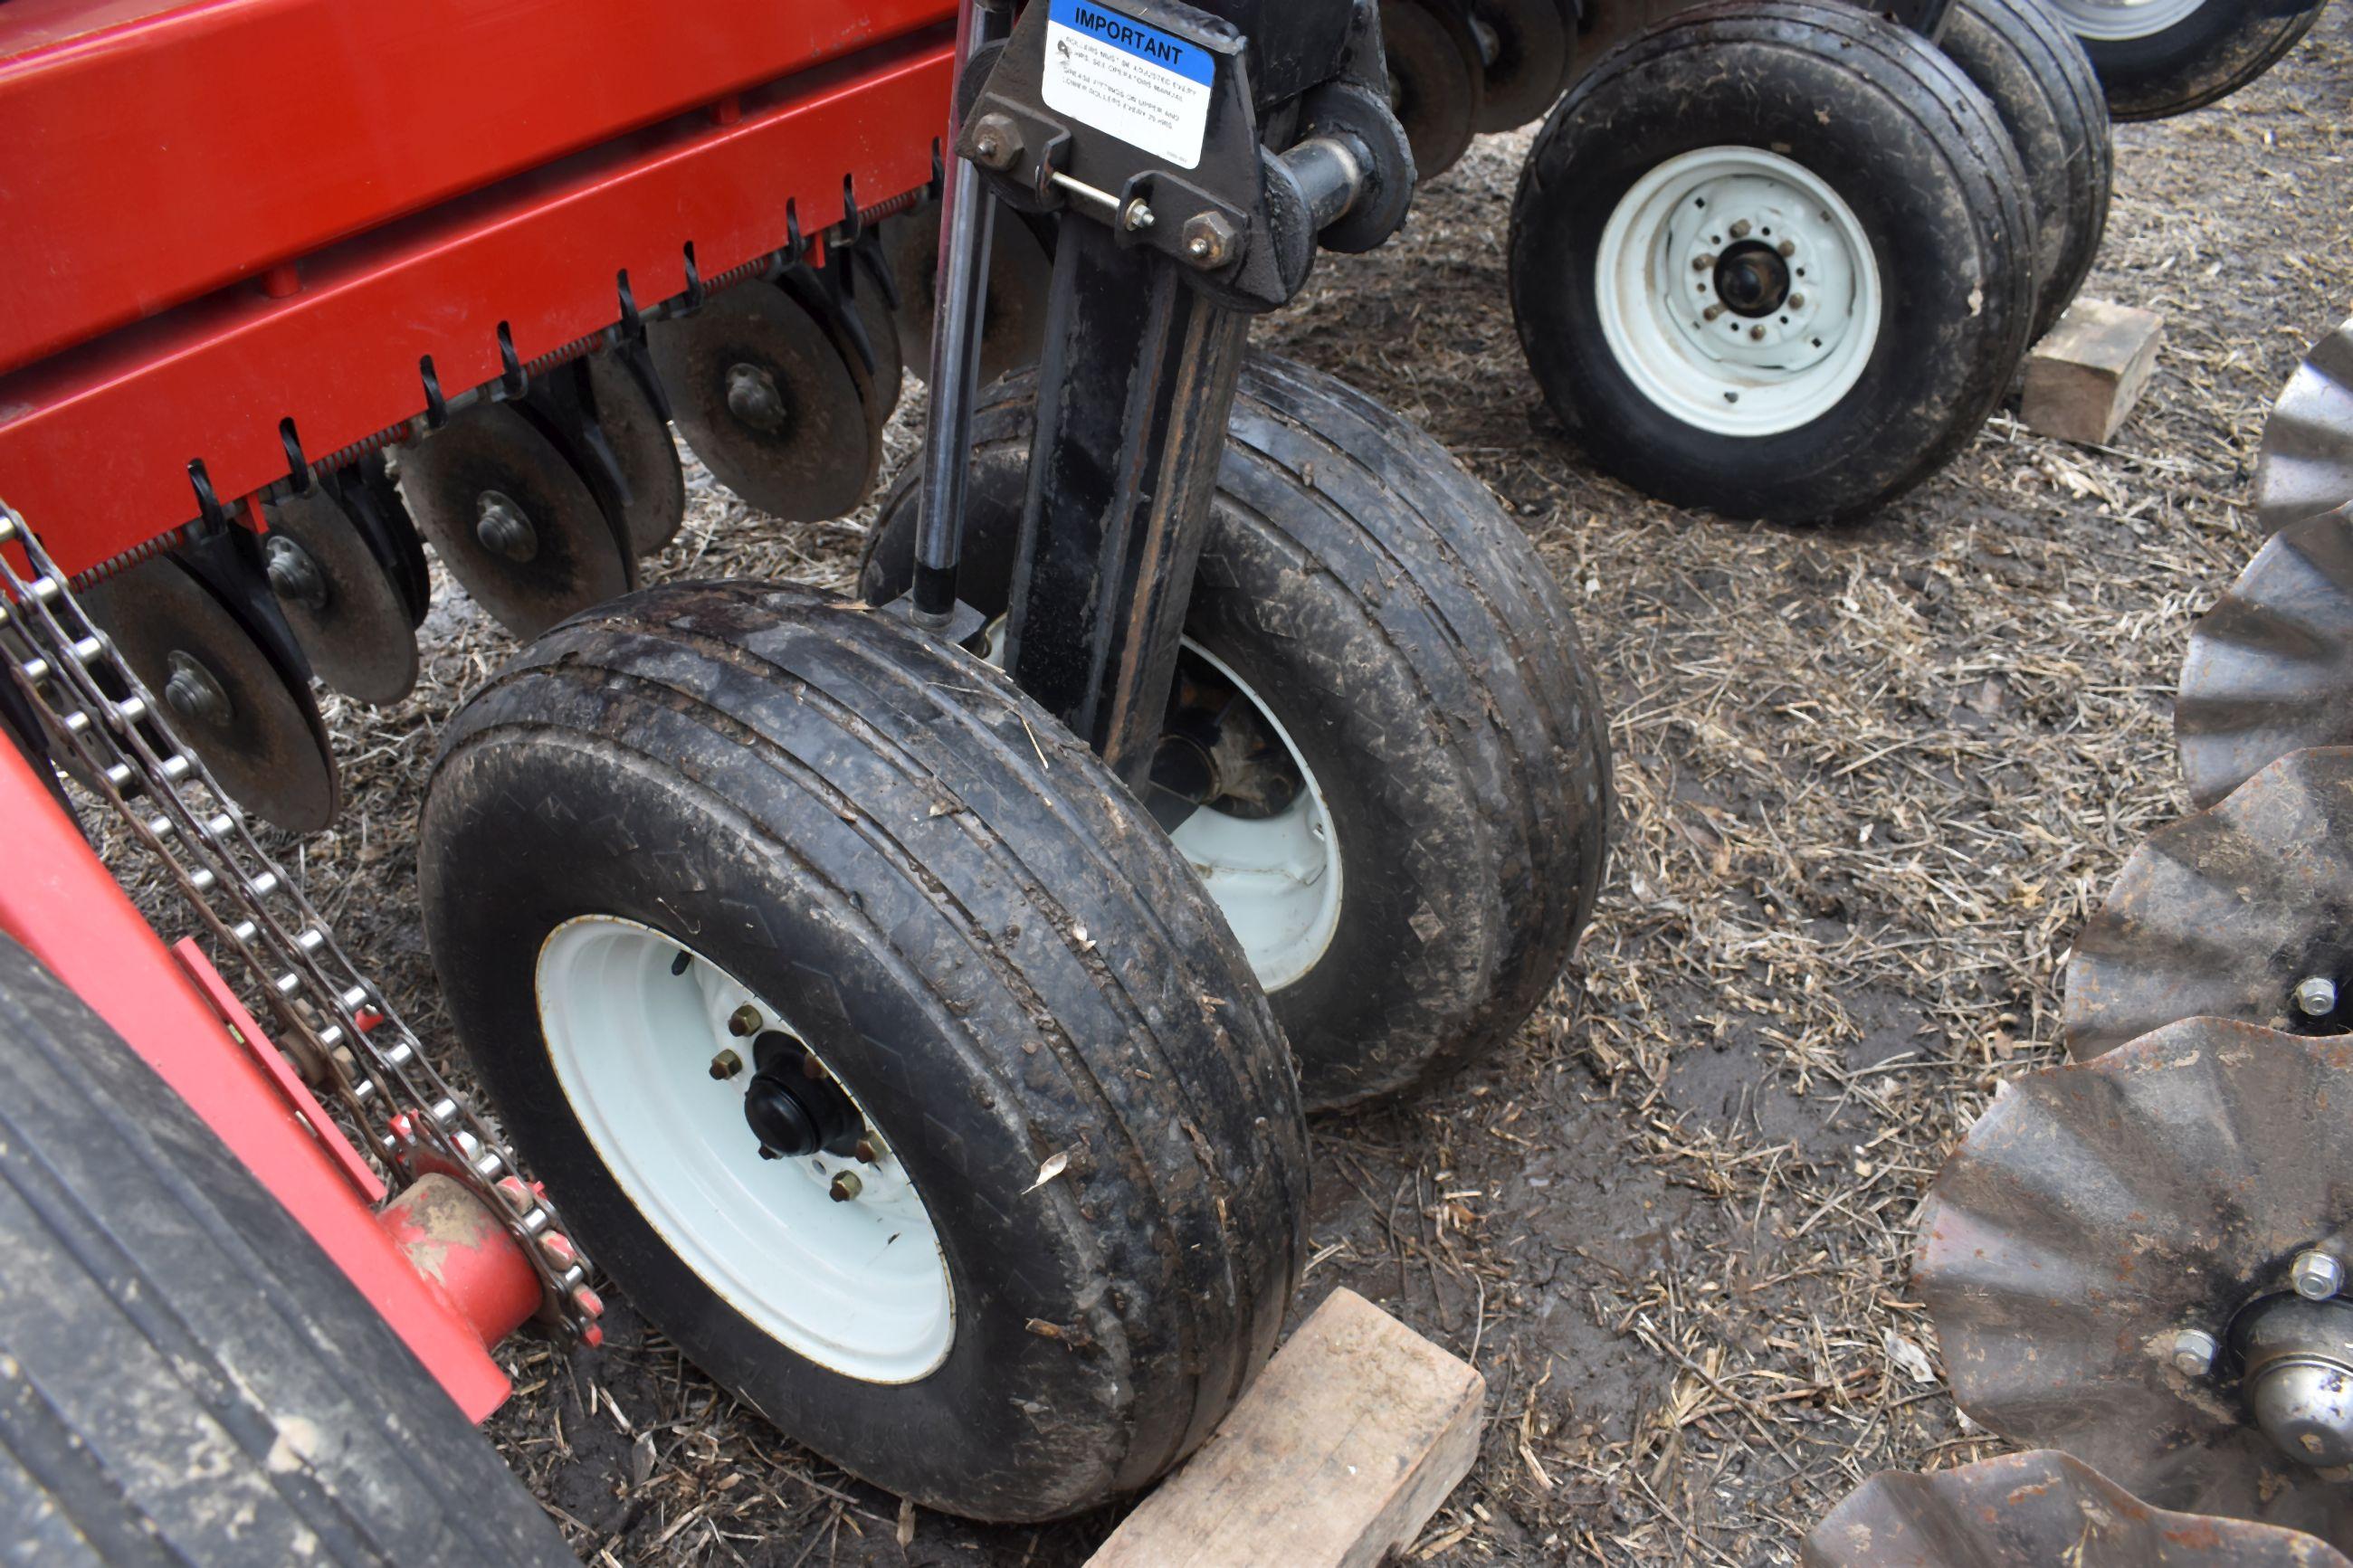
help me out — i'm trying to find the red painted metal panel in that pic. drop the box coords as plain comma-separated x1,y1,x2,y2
0,0,954,373
0,741,512,1421
0,31,953,578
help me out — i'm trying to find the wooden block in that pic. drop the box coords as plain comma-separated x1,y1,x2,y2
1086,1289,1486,1568
2021,298,2165,445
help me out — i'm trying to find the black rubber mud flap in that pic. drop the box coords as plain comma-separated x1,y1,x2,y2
863,355,1613,1109
0,934,575,1568
418,582,1308,1522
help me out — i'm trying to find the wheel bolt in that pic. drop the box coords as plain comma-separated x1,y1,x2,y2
2295,976,2337,1017
1777,238,1796,257
830,1171,863,1202
1729,218,1752,239
728,1004,762,1037
710,1049,742,1080
2170,1327,2219,1375
2294,1250,2344,1301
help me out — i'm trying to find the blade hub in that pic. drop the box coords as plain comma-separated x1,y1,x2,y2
724,362,789,433
2237,1293,2353,1468
162,650,233,728
473,489,539,563
263,534,329,611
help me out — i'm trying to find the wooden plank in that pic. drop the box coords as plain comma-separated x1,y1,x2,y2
2021,298,2166,445
1086,1288,1487,1568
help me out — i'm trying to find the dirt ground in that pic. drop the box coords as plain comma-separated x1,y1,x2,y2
108,8,2353,1563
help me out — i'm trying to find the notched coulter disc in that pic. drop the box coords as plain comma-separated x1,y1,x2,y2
2062,746,2353,1059
1916,1019,2353,1545
2256,316,2353,536
1805,1449,2351,1567
2177,506,2353,809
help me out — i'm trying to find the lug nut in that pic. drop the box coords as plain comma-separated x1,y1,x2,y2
474,490,538,562
1695,252,1718,271
710,1049,742,1080
728,1004,762,1037
1748,324,1768,341
830,1171,863,1202
1788,293,1805,309
1777,238,1796,257
1729,218,1752,238
2295,975,2338,1017
968,111,1022,171
2170,1327,2220,1376
855,1130,888,1164
2294,1250,2345,1301
758,1145,782,1161
1703,304,1726,321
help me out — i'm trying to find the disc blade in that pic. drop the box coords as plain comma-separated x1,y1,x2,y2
2062,746,2353,1058
1382,0,1484,180
79,556,339,832
1805,1450,2352,1567
849,253,905,421
1917,1019,2353,1545
2255,316,2353,536
585,350,687,557
397,402,632,640
881,206,1053,391
2177,507,2353,808
1470,0,1568,132
647,280,871,521
262,484,420,705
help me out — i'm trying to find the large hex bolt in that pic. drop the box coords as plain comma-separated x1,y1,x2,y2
1180,211,1240,270
968,111,1023,171
2295,975,2338,1018
162,651,233,728
2169,1327,2219,1376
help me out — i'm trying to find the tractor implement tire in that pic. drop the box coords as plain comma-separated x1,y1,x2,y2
862,356,1613,1109
0,933,574,1568
419,582,1307,1522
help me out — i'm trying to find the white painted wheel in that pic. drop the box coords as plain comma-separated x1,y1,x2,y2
1594,145,1882,438
971,623,1343,993
2040,0,2204,41
535,916,953,1384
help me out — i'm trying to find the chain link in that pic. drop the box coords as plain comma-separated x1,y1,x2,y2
0,504,602,1344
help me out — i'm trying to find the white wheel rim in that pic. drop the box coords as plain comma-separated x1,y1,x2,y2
1595,146,1882,438
2041,0,2204,41
972,624,1342,991
536,917,954,1384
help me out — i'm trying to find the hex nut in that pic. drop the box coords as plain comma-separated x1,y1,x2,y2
2293,1250,2345,1301
1180,211,1240,269
2170,1327,2220,1375
968,112,1022,171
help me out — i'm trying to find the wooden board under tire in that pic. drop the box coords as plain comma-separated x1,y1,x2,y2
2022,298,2166,444
1085,1288,1487,1568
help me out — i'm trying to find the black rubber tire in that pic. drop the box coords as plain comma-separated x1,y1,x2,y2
1939,0,2114,344
2062,0,2326,119
0,935,574,1568
419,582,1307,1522
860,356,1613,1110
1384,0,1486,180
1509,0,2039,522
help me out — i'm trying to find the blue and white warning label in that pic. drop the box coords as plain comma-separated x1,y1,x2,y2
1042,0,1214,170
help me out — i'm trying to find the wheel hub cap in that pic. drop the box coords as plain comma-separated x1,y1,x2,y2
1596,146,1881,437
